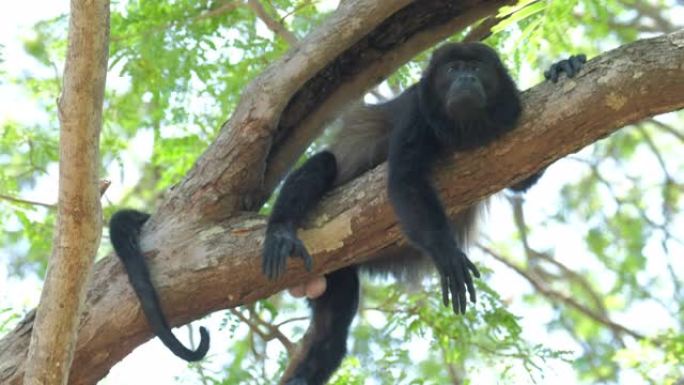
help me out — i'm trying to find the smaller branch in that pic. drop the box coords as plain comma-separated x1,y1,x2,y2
249,308,296,354
195,0,240,21
508,195,607,313
229,308,296,354
0,180,109,210
230,309,269,340
649,118,684,144
0,194,55,209
636,125,673,181
274,316,309,328
277,0,313,23
99,179,111,195
248,0,298,45
478,244,645,341
439,344,464,385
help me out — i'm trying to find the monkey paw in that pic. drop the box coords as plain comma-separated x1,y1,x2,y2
262,222,313,280
436,249,481,315
544,54,587,83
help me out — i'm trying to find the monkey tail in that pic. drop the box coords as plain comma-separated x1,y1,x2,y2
109,209,210,362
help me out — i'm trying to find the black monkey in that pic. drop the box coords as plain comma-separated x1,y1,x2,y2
262,43,585,385
108,43,583,365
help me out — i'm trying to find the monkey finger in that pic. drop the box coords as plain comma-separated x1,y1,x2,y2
569,55,586,76
450,278,459,314
559,60,574,79
463,267,476,304
261,244,271,274
449,272,465,314
453,287,463,314
456,266,468,313
294,240,313,271
263,245,278,279
441,275,450,308
275,240,293,277
465,258,481,278
546,66,561,83
573,54,587,65
457,279,467,314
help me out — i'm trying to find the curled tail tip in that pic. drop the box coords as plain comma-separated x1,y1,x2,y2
169,326,211,362
193,326,211,361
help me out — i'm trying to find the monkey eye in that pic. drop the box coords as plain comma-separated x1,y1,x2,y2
447,62,462,73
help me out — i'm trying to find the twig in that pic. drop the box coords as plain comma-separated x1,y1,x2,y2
230,308,296,354
649,118,684,144
0,194,55,209
508,195,607,313
478,244,645,340
247,0,298,45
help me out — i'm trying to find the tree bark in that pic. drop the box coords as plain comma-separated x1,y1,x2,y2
21,1,110,385
1,29,683,385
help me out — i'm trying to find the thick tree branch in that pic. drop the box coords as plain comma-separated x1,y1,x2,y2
1,29,683,385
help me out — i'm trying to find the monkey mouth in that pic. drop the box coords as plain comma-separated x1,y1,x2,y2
445,93,486,120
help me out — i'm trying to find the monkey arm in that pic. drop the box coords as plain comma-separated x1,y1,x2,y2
387,125,480,314
262,151,337,280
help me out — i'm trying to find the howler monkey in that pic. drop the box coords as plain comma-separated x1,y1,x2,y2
262,43,585,385
108,43,584,368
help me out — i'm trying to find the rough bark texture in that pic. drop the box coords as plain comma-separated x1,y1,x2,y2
1,29,683,385
21,1,110,385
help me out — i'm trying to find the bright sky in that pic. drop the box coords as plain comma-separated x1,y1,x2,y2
1,2,682,385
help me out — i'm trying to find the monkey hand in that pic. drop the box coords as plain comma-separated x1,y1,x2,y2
434,247,480,315
544,54,586,83
262,222,313,280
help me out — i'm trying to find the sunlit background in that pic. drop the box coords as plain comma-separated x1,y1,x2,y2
1,1,683,384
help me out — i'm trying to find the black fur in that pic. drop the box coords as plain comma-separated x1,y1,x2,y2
262,42,584,385
109,209,210,361
284,266,359,385
263,151,337,279
386,43,521,314
544,54,586,83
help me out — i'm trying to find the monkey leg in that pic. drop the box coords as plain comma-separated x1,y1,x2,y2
283,266,360,385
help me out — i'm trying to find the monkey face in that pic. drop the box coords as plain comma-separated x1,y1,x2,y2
425,43,504,122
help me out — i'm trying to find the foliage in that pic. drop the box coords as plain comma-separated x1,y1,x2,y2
0,0,683,384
